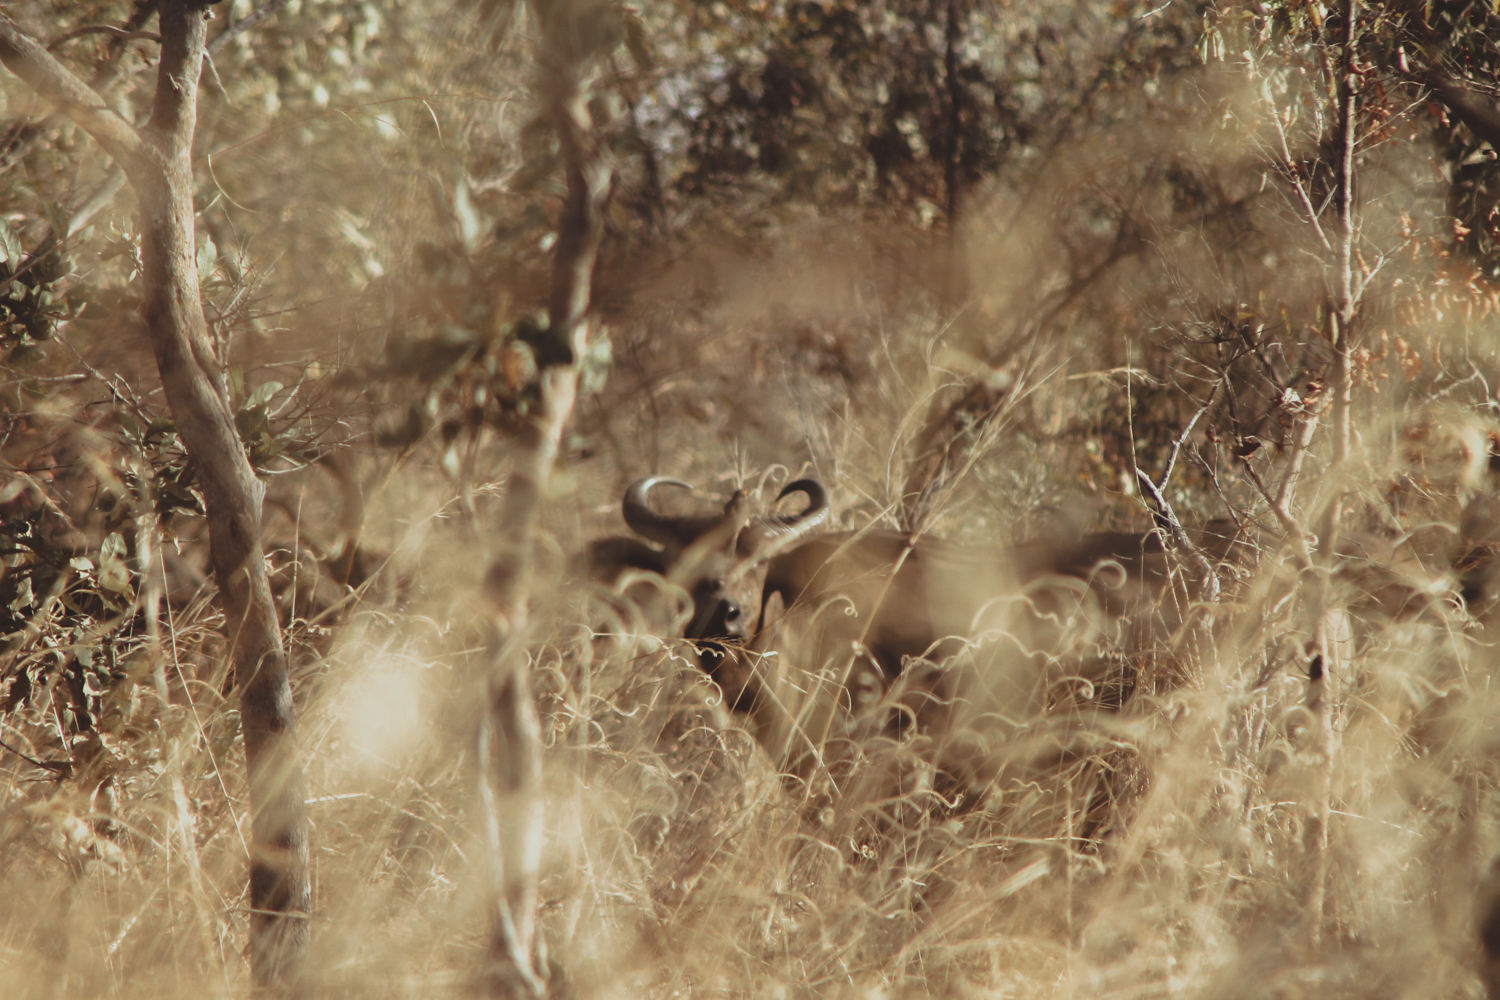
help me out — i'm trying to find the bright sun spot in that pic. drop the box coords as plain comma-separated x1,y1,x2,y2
337,656,427,770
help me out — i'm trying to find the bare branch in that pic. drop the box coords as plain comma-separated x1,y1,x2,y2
1428,73,1500,151
1329,0,1358,467
474,6,619,995
47,25,161,50
1134,386,1221,602
1240,405,1320,572
1267,95,1332,251
0,14,144,166
207,0,290,57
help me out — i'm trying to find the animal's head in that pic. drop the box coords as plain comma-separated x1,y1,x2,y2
586,475,829,658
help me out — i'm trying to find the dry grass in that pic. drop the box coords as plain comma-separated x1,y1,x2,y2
3,316,1498,1000
3,32,1500,998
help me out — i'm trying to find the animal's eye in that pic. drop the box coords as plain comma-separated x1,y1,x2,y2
724,602,741,622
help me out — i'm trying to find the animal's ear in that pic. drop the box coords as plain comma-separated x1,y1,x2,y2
755,589,788,636
584,536,669,579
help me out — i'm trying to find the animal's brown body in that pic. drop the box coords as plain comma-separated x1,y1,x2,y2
581,476,1249,790
732,519,1244,777
757,527,1186,676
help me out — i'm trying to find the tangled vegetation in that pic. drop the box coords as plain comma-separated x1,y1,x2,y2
3,0,1500,997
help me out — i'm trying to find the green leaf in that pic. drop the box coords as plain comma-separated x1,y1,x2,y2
157,475,204,515
454,175,485,253
99,561,133,598
99,533,126,562
579,326,613,396
246,381,283,410
0,219,21,270
7,576,32,612
41,201,67,237
235,406,271,443
196,235,218,284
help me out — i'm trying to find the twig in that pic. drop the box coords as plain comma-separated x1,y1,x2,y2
1238,405,1319,573
1134,385,1221,601
47,26,160,51
473,4,617,994
0,735,70,775
1267,92,1332,252
207,0,291,57
1426,72,1500,150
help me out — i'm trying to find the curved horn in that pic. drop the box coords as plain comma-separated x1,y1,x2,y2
622,476,709,549
735,478,831,558
773,479,830,529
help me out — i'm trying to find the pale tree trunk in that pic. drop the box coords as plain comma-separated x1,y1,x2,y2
1328,0,1358,470
476,2,614,995
0,1,309,985
1303,0,1359,942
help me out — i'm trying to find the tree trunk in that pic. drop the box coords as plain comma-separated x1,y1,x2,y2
1305,0,1359,943
0,1,310,985
1329,0,1358,468
474,5,615,995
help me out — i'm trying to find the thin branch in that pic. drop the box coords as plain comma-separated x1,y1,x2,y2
0,736,70,775
1237,322,1289,395
206,0,290,57
0,5,160,177
1240,404,1320,572
1134,385,1221,601
1267,93,1332,251
1427,72,1500,151
473,4,617,995
0,14,145,167
1160,385,1214,487
1329,0,1358,467
47,26,161,50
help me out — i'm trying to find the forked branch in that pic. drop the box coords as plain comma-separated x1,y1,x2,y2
0,15,145,166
